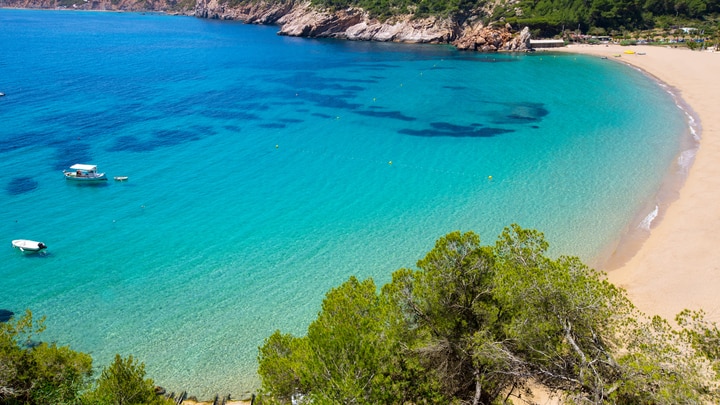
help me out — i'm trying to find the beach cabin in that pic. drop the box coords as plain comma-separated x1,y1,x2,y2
529,39,566,49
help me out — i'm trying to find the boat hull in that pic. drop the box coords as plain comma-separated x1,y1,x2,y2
12,240,47,253
64,172,108,181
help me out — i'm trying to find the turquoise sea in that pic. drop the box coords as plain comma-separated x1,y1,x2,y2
1,9,694,399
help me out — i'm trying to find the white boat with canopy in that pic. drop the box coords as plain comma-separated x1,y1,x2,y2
63,164,107,181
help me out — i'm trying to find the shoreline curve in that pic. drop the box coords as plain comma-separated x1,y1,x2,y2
555,44,720,323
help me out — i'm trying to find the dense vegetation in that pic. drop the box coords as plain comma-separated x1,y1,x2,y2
501,0,720,38
258,225,720,404
306,0,719,37
0,311,172,405
309,0,481,19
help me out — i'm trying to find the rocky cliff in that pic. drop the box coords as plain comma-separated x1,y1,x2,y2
2,0,530,51
1,0,194,13
194,0,530,51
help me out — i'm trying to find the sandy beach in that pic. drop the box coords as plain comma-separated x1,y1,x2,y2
553,44,720,323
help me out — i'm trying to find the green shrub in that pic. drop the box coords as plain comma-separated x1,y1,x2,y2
0,310,93,405
82,354,173,405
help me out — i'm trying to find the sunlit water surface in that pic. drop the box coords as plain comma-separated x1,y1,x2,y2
0,9,692,399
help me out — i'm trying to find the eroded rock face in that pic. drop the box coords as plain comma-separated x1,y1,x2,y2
7,0,57,8
340,14,458,43
194,0,295,22
453,23,529,51
273,4,457,44
192,0,528,50
4,0,530,52
5,0,194,13
276,3,365,37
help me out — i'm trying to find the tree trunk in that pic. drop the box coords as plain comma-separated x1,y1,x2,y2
472,369,482,405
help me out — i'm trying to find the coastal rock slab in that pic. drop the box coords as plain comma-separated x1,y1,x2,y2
343,15,457,43
274,5,455,43
277,3,365,37
195,0,295,22
453,22,528,51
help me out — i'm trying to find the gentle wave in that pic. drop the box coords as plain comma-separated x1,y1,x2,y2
688,113,700,141
638,204,659,231
677,148,697,173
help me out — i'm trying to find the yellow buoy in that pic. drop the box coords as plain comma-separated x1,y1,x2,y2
488,175,493,180
388,161,393,165
275,144,279,149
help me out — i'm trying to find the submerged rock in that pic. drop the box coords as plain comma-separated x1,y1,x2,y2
0,309,14,323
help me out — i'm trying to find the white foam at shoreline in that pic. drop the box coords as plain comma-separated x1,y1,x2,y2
678,148,697,173
688,114,699,142
668,81,700,144
638,204,659,231
675,103,700,140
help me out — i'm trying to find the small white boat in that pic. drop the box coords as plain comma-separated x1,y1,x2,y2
114,176,129,181
12,239,47,253
63,164,107,181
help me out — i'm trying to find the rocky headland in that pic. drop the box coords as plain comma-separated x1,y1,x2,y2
2,0,531,52
195,0,530,51
1,0,192,13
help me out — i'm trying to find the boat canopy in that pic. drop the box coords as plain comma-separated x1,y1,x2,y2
69,164,98,171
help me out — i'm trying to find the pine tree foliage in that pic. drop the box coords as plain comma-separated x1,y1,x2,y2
0,310,93,405
83,354,173,405
0,310,174,405
257,225,720,404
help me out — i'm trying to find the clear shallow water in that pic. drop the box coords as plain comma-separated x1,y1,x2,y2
1,9,690,398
